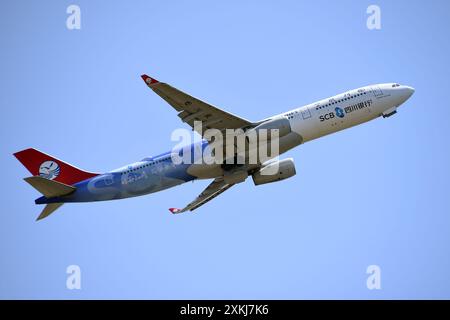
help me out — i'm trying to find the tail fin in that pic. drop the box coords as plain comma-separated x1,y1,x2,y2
14,148,99,185
23,176,76,221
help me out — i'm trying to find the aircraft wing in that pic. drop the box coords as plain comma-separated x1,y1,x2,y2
141,74,252,137
168,177,234,214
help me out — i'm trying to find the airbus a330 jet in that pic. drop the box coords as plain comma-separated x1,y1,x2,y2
14,75,414,220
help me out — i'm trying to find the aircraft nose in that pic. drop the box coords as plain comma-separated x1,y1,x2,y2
403,86,415,99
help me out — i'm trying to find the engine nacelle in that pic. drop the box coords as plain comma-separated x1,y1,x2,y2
252,158,296,186
246,117,291,141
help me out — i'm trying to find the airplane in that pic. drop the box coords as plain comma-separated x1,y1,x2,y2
14,75,414,220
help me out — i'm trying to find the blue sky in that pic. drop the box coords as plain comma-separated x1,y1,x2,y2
1,0,450,299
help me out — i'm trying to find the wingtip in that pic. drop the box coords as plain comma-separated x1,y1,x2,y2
141,74,159,86
169,208,182,214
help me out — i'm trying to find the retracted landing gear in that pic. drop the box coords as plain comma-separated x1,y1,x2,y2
382,107,397,118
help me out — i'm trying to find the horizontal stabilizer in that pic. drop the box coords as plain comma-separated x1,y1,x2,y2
24,176,76,198
37,203,64,221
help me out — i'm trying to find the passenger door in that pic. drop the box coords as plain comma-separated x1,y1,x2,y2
371,86,383,97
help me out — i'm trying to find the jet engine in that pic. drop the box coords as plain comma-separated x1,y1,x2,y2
252,158,296,186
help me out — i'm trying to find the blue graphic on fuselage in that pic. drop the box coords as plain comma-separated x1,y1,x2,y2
335,107,345,118
36,140,211,205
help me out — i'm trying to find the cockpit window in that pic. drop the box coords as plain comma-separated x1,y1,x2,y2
392,83,400,87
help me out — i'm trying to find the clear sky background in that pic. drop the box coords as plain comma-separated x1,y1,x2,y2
1,0,450,299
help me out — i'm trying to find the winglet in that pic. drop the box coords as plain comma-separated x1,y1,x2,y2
169,208,182,214
141,74,159,86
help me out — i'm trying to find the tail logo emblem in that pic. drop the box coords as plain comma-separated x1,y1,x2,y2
39,161,60,180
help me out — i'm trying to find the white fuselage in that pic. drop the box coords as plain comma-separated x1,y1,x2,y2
278,83,414,150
